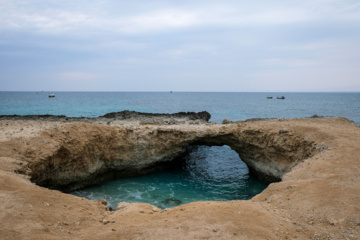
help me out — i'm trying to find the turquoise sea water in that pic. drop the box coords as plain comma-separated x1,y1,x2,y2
1,91,360,124
1,91,359,208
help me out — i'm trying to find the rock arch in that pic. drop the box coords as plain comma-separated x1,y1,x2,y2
23,120,320,192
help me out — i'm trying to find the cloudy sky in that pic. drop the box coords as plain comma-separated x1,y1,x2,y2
1,0,359,92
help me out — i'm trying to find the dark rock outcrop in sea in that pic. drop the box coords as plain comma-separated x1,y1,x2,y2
0,110,211,123
101,110,211,121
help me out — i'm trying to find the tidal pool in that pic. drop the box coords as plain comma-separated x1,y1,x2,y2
72,145,268,209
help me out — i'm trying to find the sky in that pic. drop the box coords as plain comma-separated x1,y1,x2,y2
0,0,360,92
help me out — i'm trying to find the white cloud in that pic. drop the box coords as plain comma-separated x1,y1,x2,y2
1,0,359,35
2,11,93,34
1,0,359,91
115,10,199,34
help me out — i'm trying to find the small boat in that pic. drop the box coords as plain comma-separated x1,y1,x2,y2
48,94,55,98
266,96,273,99
277,96,285,99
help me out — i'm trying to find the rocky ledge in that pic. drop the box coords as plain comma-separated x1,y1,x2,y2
0,112,359,239
0,110,211,125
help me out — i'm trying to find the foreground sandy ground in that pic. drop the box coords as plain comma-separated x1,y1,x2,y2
0,117,359,239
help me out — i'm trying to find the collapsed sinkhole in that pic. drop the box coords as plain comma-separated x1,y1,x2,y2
26,122,320,210
71,145,268,209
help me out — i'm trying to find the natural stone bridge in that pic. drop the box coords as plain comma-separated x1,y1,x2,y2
1,112,359,239
2,112,320,191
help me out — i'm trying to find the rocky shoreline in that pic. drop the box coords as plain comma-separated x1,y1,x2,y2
0,110,211,125
1,112,360,239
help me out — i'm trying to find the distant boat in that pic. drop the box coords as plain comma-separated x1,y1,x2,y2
266,96,273,99
170,91,173,93
277,96,285,99
48,94,55,98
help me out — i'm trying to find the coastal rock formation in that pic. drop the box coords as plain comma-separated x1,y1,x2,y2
1,112,320,191
0,110,211,125
0,113,360,239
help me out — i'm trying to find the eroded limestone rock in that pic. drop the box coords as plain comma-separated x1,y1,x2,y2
0,112,322,191
1,115,360,239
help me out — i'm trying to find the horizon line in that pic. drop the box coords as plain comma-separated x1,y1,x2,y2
1,90,360,93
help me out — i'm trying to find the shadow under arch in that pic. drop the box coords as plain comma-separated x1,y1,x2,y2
180,145,268,198
186,129,317,183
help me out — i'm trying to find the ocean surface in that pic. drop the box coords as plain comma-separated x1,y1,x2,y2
1,91,359,209
1,92,360,124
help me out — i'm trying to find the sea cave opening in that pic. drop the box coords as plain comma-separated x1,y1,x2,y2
71,145,268,209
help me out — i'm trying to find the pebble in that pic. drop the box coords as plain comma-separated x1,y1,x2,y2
101,219,110,225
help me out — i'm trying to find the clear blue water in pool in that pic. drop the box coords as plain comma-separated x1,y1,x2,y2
72,146,268,209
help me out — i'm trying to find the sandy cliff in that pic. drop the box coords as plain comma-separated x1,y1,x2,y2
0,113,359,239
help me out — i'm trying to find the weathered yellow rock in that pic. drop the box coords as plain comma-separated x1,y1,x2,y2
0,116,359,239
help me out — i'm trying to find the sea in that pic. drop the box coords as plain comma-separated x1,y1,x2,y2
1,91,359,209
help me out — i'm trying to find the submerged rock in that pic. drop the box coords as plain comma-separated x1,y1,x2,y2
162,198,182,206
